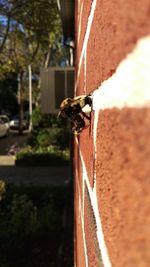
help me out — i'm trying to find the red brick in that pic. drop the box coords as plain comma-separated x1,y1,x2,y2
86,0,150,91
74,177,87,267
96,108,150,266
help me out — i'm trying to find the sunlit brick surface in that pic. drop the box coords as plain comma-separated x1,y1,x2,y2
96,108,150,266
74,0,150,266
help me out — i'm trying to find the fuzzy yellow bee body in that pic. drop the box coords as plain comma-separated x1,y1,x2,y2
58,95,92,134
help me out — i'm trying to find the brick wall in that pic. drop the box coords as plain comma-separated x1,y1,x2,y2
74,1,150,266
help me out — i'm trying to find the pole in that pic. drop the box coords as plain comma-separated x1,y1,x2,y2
28,64,32,132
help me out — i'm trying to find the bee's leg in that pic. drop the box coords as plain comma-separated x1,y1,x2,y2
72,115,85,134
82,111,92,136
89,112,92,136
81,111,91,120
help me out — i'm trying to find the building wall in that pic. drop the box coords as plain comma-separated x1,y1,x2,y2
74,1,150,266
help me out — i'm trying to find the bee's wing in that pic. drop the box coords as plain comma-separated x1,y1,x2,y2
57,111,61,117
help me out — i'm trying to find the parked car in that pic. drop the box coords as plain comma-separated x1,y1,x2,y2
0,115,10,132
0,118,9,137
10,115,29,130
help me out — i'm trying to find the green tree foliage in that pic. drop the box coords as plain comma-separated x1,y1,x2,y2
0,0,62,131
0,0,62,72
0,72,18,115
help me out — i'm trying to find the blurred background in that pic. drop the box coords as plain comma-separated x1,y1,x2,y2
0,0,75,266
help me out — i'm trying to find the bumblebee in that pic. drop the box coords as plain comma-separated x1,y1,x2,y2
58,95,92,134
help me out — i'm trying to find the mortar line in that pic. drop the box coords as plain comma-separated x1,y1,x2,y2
76,169,89,267
75,0,97,94
75,137,112,267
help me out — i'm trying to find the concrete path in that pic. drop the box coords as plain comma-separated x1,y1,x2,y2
0,156,70,186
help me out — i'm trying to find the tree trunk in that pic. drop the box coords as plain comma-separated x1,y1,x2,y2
0,17,10,54
44,45,51,68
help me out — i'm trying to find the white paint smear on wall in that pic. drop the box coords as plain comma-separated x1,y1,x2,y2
93,35,150,111
76,138,112,267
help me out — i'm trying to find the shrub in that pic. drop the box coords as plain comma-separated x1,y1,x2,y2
17,107,71,165
35,127,70,149
32,107,67,129
0,180,6,201
10,194,39,236
15,145,69,166
0,185,73,267
32,106,43,129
